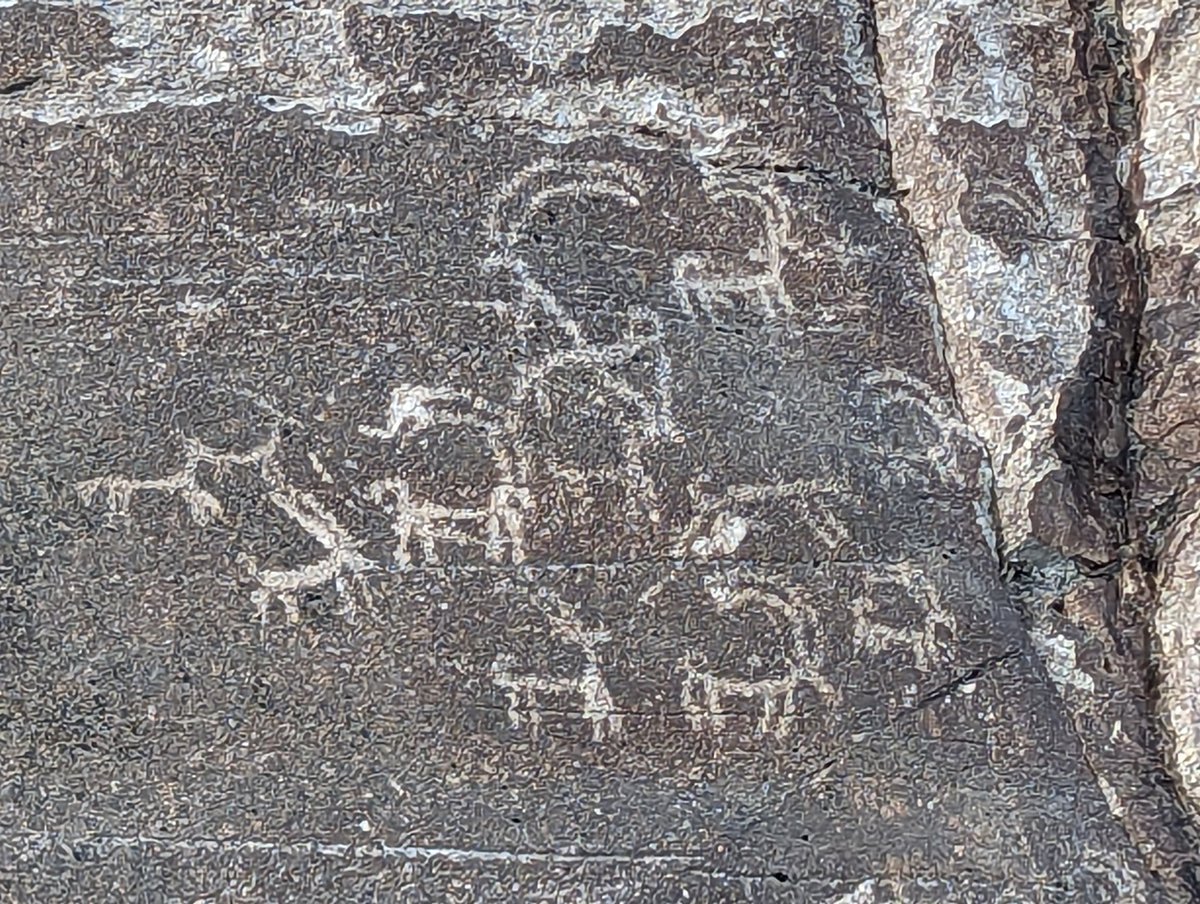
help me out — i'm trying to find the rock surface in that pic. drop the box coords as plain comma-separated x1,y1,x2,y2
1126,0,1200,822
874,0,1200,884
875,0,1095,557
0,1,1194,900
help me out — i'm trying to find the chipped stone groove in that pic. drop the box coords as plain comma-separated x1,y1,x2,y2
0,829,706,868
705,158,898,202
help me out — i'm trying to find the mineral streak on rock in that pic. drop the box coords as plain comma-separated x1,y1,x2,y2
0,0,1190,900
1125,0,1200,823
0,0,889,180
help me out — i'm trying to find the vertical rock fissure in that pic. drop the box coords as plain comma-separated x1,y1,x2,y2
1123,0,1200,845
1056,0,1200,889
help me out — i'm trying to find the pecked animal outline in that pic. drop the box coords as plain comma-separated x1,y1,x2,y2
482,158,688,522
658,464,963,735
356,383,533,567
668,175,797,323
487,156,834,332
646,491,845,740
850,560,957,673
489,590,623,742
76,432,379,624
673,474,853,562
673,571,837,738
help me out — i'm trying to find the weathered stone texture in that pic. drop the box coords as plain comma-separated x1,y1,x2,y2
874,0,1095,555
0,0,1193,900
875,0,1199,884
1126,0,1200,821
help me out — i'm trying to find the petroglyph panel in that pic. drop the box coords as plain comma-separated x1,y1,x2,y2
0,5,1170,899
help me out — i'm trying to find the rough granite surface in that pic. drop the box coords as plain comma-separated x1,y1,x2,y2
0,1,1196,901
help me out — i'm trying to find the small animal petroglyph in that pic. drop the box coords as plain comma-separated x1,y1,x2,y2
859,367,983,479
674,475,852,560
77,434,280,527
677,572,836,738
670,178,797,322
850,561,956,672
77,432,378,624
667,557,959,737
490,156,842,335
357,383,480,442
238,485,377,625
358,382,534,565
490,593,622,741
366,475,530,568
658,502,960,738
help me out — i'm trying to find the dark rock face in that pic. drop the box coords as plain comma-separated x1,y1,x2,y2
0,2,1189,901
